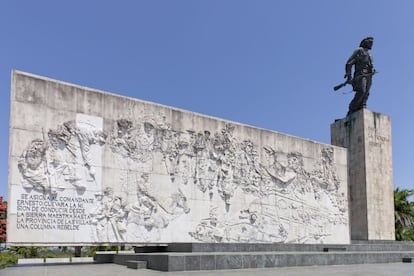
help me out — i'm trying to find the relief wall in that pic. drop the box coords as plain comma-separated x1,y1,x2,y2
8,71,350,244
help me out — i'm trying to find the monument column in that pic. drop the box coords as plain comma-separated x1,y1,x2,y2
331,109,395,240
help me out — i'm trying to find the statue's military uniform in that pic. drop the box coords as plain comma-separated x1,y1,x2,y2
345,37,375,115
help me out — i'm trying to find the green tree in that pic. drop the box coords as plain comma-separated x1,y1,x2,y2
394,188,414,241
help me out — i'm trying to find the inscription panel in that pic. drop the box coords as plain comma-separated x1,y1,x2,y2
367,126,390,147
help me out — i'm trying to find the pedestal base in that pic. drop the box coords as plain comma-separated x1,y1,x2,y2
331,109,395,240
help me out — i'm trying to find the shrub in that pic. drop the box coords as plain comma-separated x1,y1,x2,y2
0,253,18,269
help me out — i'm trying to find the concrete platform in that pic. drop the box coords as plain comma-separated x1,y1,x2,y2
109,251,414,271
2,262,414,276
93,242,414,271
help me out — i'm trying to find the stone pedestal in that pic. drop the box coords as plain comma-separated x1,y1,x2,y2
331,109,395,240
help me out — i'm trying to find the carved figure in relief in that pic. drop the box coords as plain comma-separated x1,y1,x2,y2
52,120,106,170
128,173,162,228
172,131,195,185
236,140,261,195
94,187,128,242
127,193,167,241
317,148,339,191
154,188,191,217
236,199,287,243
141,122,156,148
125,171,190,241
90,192,107,241
190,201,288,243
307,148,348,226
110,119,137,158
110,119,154,163
310,148,341,201
47,120,106,191
212,125,238,205
189,207,226,242
18,139,50,193
286,152,311,195
74,123,106,182
262,147,296,191
161,129,181,180
137,122,156,163
47,124,80,192
216,161,234,206
107,196,127,242
193,131,215,194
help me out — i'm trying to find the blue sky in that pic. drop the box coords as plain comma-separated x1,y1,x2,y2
0,1,413,199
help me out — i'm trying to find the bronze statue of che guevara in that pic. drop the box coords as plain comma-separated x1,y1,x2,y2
334,37,376,115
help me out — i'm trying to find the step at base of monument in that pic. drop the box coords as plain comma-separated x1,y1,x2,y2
111,251,414,271
126,260,147,269
166,242,414,253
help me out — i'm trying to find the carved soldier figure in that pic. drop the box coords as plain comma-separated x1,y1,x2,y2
344,36,375,115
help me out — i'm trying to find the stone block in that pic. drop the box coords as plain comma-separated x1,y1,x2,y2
331,109,395,240
93,252,115,263
264,254,278,267
168,255,185,271
126,260,147,269
200,255,216,270
142,255,167,271
184,255,201,270
216,254,243,270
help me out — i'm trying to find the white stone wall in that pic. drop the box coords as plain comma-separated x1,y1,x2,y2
8,71,350,245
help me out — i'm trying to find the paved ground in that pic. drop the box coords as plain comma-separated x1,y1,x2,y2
2,263,414,276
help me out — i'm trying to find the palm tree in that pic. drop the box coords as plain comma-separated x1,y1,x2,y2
394,188,414,241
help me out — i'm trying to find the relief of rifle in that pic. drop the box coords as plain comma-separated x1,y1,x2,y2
333,81,349,91
333,71,377,91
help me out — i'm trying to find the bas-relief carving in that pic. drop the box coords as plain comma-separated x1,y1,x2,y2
105,117,347,243
189,146,347,243
16,113,348,244
89,187,128,242
18,114,105,195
